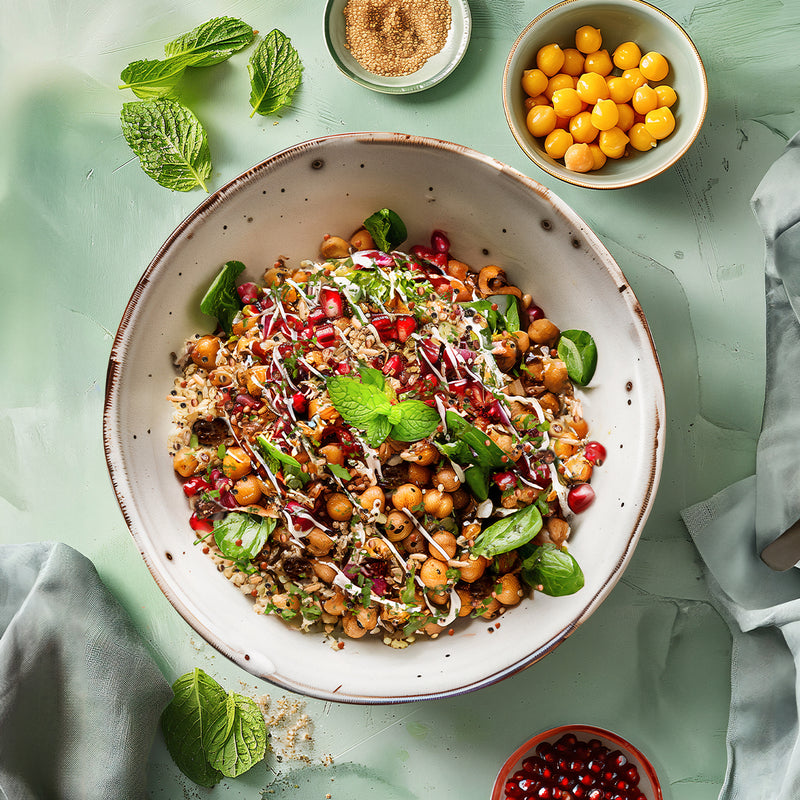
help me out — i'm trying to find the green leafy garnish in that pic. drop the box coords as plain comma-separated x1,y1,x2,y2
363,208,407,252
120,98,212,192
119,56,200,99
213,512,276,561
161,668,267,787
471,503,543,558
165,16,255,66
325,374,439,447
557,329,598,386
256,435,310,485
328,463,352,482
358,366,386,390
200,260,245,335
520,543,585,596
248,29,303,117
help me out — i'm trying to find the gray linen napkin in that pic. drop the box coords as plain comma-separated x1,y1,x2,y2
682,130,800,798
0,541,172,800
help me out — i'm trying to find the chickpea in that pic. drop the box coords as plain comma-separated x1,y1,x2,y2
306,528,334,557
401,441,439,466
231,475,262,506
245,365,268,397
528,318,561,347
570,416,589,438
478,597,502,620
208,368,233,387
222,447,251,480
190,335,220,369
349,228,374,250
392,483,423,511
512,330,531,354
406,463,432,487
462,522,482,541
272,592,300,613
544,360,571,394
564,454,593,482
455,587,474,617
320,235,350,259
423,489,454,519
422,620,446,636
358,486,386,514
552,438,578,459
385,510,413,542
428,530,457,560
364,537,392,560
434,466,461,493
451,488,470,510
342,606,378,638
326,492,353,521
493,574,523,606
401,530,427,555
545,517,570,547
263,264,290,287
420,557,448,590
311,559,337,583
173,448,199,477
459,554,488,583
319,443,346,467
564,142,594,173
539,392,561,416
323,591,346,616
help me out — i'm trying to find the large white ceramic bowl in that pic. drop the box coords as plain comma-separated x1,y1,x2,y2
104,132,664,704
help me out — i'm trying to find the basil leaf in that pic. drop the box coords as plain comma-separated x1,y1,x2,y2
363,208,407,252
471,503,543,558
326,375,391,428
203,692,267,778
444,411,507,470
120,98,211,192
358,365,385,390
119,56,199,99
521,543,585,596
328,463,352,481
464,464,491,502
165,16,254,67
366,414,393,447
200,260,245,335
213,512,275,561
160,669,226,788
256,435,310,485
248,29,303,117
557,329,598,386
390,400,440,442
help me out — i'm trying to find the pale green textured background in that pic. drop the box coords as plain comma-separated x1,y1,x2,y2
3,0,799,797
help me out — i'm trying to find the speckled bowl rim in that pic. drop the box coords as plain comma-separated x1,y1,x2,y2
502,0,709,189
103,132,665,704
491,724,664,800
323,0,472,94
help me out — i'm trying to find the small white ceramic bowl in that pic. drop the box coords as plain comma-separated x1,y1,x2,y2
503,0,708,189
323,0,471,93
104,133,664,704
491,725,663,800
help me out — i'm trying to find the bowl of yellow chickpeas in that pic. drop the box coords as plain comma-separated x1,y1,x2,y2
503,0,708,189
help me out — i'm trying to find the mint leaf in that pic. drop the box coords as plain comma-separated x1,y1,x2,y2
161,669,227,787
203,692,267,778
165,16,254,67
120,98,211,192
472,503,543,558
326,375,391,428
389,400,440,442
328,463,352,481
213,512,275,561
521,543,585,596
256,435,309,485
365,414,393,447
363,209,407,252
119,56,199,99
248,29,302,117
200,260,245,335
557,329,597,386
358,366,385,390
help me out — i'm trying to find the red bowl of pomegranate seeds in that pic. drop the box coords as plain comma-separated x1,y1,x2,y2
491,725,663,800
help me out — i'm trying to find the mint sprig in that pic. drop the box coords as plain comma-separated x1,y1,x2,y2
325,374,439,447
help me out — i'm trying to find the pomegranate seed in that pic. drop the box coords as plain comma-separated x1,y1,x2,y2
306,307,328,327
526,304,545,324
382,354,405,377
335,362,352,374
568,483,595,513
369,313,396,341
189,513,213,534
505,782,524,799
585,441,607,465
236,282,259,303
315,324,337,347
183,476,210,497
624,766,639,784
395,315,417,343
219,491,238,509
428,253,449,269
410,244,436,261
431,229,450,253
606,752,628,770
291,392,308,414
319,286,344,318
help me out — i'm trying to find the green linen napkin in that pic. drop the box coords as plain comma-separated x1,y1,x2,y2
682,131,800,798
0,541,172,800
